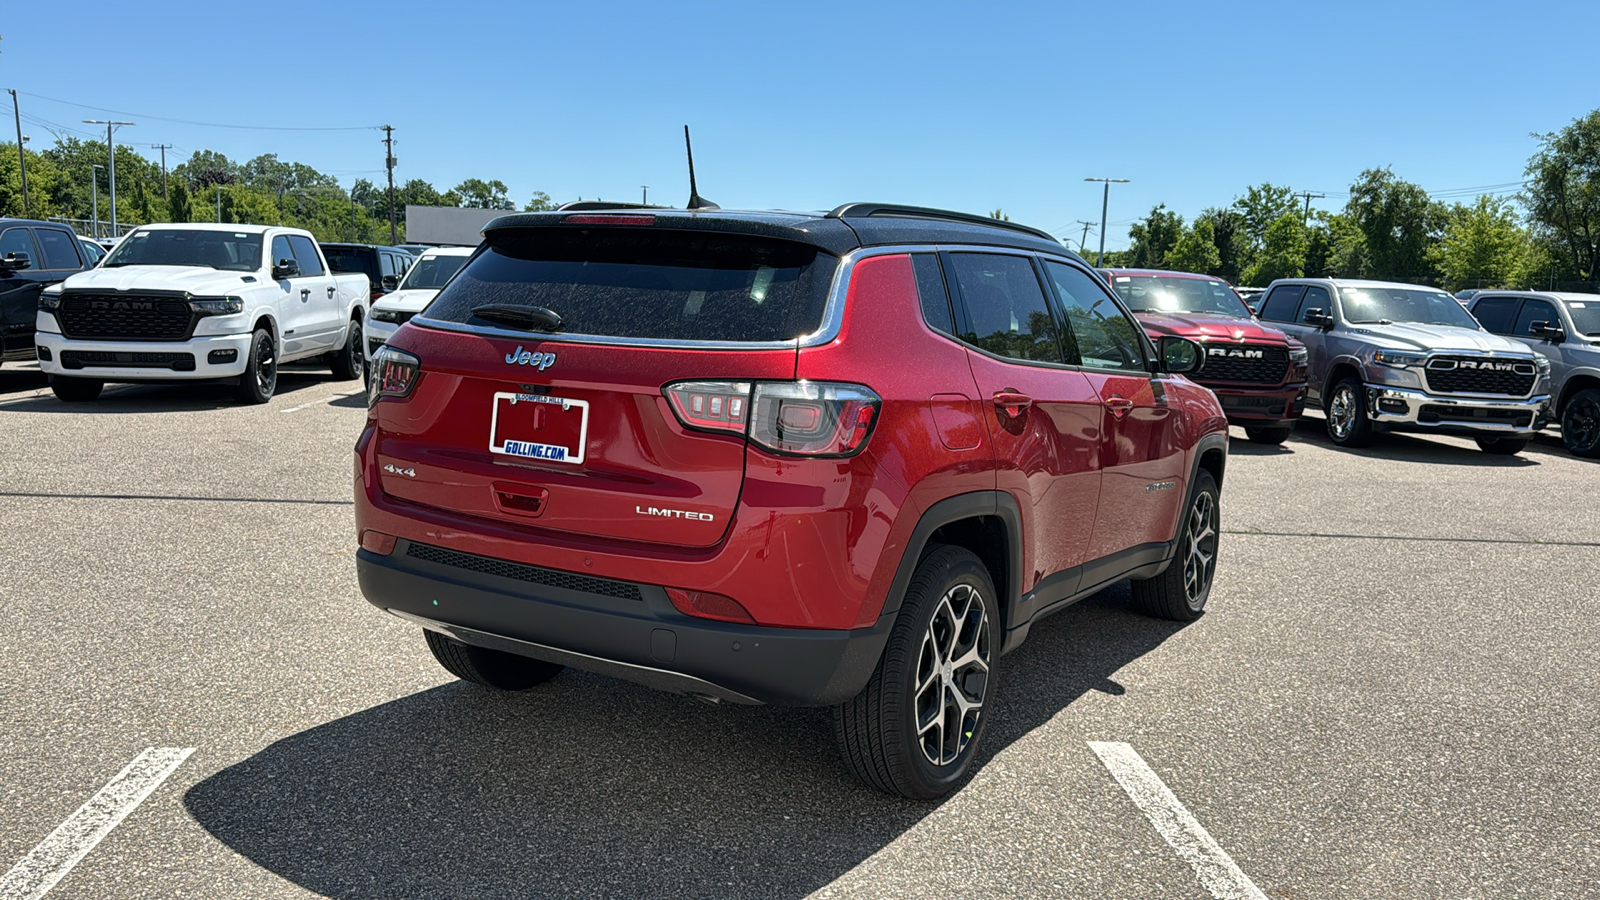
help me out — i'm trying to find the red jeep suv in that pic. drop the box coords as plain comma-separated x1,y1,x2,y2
355,205,1229,798
1102,268,1309,444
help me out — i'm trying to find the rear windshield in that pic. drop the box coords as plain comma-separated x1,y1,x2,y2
323,247,378,281
423,228,837,342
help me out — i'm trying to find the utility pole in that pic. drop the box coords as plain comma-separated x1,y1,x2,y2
153,144,172,201
382,125,397,245
1076,220,1097,253
216,185,222,222
84,119,134,235
91,165,103,238
1296,191,1325,224
9,90,28,216
1084,177,1130,267
641,185,649,205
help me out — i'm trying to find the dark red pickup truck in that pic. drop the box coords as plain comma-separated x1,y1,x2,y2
1102,268,1308,444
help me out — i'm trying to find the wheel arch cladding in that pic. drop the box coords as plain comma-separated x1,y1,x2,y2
1323,360,1363,408
878,492,1022,636
253,313,277,339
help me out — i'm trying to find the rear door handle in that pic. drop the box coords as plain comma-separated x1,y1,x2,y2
300,288,310,301
1104,396,1134,417
992,391,1033,416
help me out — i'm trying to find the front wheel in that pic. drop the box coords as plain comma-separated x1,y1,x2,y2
235,328,277,404
1130,469,1219,621
1561,388,1600,458
50,376,104,403
1243,424,1293,445
330,317,364,381
1324,377,1373,447
1475,436,1530,455
835,545,996,799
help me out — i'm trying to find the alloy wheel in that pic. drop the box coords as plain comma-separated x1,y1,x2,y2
257,336,277,395
1328,385,1356,440
1567,396,1600,453
914,584,991,767
1183,492,1217,607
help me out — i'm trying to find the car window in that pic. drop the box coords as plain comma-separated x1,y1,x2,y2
34,228,83,270
1258,285,1306,323
1042,260,1146,370
913,253,953,335
287,235,324,276
0,227,39,263
947,253,1063,364
379,252,398,278
271,236,294,269
79,240,106,266
1470,296,1520,334
1512,299,1560,337
1298,285,1332,323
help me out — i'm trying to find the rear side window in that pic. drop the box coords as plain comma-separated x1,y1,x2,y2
287,235,325,276
1259,285,1306,322
325,247,376,281
947,253,1063,363
1512,298,1559,337
0,227,38,262
913,253,954,334
425,228,838,343
1470,296,1519,334
34,229,83,270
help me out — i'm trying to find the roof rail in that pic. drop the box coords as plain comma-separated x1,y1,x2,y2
555,201,663,212
826,203,1061,244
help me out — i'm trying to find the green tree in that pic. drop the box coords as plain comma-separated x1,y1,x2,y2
1196,207,1247,283
173,150,238,190
1344,167,1444,282
1241,214,1308,286
1164,219,1222,274
1429,195,1536,291
526,190,555,211
1234,183,1299,250
0,142,61,218
1127,204,1184,268
989,208,1011,221
453,178,512,209
167,180,191,223
1523,109,1600,282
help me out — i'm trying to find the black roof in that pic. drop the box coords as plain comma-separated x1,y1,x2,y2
0,218,78,230
483,203,1081,261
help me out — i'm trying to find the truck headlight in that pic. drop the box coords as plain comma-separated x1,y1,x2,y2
1535,356,1551,373
1289,345,1308,365
1374,349,1427,368
39,286,62,311
190,296,244,315
371,308,401,323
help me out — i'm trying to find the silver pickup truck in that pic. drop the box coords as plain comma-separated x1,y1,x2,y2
1255,278,1550,455
1467,291,1600,458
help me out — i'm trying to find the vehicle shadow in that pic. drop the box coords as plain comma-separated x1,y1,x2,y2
184,585,1186,900
1289,413,1539,467
0,369,344,415
0,362,48,396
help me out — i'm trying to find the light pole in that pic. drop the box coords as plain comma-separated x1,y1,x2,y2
91,165,103,238
84,120,135,235
1084,177,1129,267
641,185,649,205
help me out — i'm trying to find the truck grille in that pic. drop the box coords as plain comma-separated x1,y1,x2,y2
56,293,196,341
59,350,196,371
1197,344,1288,384
1423,357,1538,396
404,541,644,601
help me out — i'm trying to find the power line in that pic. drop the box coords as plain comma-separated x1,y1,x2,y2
16,90,380,131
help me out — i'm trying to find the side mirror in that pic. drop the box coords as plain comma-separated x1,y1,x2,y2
1,251,32,271
1302,308,1334,330
272,258,301,280
380,275,399,292
1158,336,1205,375
1530,320,1566,343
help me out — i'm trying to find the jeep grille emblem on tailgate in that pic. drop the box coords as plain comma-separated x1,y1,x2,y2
506,345,557,370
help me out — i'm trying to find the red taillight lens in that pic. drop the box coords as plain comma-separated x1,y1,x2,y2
667,588,755,624
563,214,656,226
360,530,397,555
662,380,881,457
368,346,421,407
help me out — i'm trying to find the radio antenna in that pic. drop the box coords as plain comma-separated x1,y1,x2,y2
684,125,718,210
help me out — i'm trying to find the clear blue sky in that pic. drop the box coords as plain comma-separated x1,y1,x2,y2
7,0,1597,249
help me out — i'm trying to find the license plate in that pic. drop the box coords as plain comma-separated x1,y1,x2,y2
489,392,589,465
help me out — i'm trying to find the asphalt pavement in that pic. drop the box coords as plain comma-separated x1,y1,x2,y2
0,359,1595,899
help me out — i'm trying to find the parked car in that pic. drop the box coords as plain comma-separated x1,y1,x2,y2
1468,291,1600,457
394,243,434,257
364,246,473,359
0,218,96,368
355,203,1229,799
1256,278,1550,454
76,236,106,267
36,223,370,403
1236,285,1267,312
322,243,416,303
1102,268,1308,443
1455,289,1484,306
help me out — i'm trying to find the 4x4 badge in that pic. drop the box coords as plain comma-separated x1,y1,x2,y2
506,346,557,370
383,463,416,478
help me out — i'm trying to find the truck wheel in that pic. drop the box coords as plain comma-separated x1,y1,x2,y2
423,629,564,690
49,377,103,403
1243,425,1293,445
235,328,277,404
835,544,996,800
1475,437,1530,455
330,317,364,381
1130,470,1219,622
1324,377,1373,447
1561,388,1600,458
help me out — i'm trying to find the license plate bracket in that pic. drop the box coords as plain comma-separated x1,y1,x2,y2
489,392,589,464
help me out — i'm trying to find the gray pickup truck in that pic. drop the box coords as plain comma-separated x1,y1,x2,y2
1467,291,1600,457
1256,278,1551,455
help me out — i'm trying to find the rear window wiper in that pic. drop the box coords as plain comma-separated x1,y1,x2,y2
471,304,564,332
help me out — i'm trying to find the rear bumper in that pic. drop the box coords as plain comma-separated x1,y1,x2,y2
1365,385,1548,435
1210,382,1307,424
357,540,893,706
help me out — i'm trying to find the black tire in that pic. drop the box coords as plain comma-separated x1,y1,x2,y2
1324,376,1373,447
1475,436,1530,455
835,545,997,800
1561,388,1600,458
423,629,564,691
235,327,277,404
1130,470,1219,622
49,376,103,402
1243,424,1293,445
330,317,364,381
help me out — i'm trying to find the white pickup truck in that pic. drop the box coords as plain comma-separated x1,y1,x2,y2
35,223,369,403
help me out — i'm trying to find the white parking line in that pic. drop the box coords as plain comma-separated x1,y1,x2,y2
0,747,195,900
1088,741,1267,900
279,388,363,414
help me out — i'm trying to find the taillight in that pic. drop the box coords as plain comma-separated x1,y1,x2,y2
563,214,656,226
662,380,881,457
368,346,421,406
